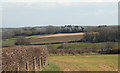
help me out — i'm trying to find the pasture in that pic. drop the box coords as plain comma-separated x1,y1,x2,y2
2,38,16,47
43,55,118,71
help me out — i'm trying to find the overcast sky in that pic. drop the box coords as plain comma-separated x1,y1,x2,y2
1,1,118,28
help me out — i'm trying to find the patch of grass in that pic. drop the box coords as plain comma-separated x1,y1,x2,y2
26,34,51,39
2,38,16,47
48,55,118,71
42,60,60,71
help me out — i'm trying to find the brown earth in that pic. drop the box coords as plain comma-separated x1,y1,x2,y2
37,33,85,38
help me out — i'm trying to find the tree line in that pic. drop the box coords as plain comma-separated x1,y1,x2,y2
48,48,119,55
14,25,84,36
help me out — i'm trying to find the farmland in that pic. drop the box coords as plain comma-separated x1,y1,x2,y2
43,54,118,71
2,32,118,50
2,33,84,47
30,35,83,44
30,33,84,44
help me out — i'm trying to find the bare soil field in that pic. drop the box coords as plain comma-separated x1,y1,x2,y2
37,33,85,39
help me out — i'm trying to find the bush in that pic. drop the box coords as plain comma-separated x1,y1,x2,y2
15,36,30,45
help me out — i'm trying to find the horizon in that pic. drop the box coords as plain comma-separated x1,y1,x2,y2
1,24,119,28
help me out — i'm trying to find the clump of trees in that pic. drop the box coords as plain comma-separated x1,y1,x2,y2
82,26,119,43
15,36,30,45
46,26,61,34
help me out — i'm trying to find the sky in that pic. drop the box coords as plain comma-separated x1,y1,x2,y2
0,0,119,28
0,0,119,2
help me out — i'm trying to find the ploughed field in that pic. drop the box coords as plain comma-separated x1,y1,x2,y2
42,55,118,71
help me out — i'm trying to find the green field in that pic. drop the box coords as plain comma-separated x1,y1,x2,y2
25,34,51,38
43,55,118,71
2,38,16,47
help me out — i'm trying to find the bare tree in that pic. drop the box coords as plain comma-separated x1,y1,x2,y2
15,36,30,45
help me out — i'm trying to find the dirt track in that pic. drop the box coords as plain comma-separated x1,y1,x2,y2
37,33,85,38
